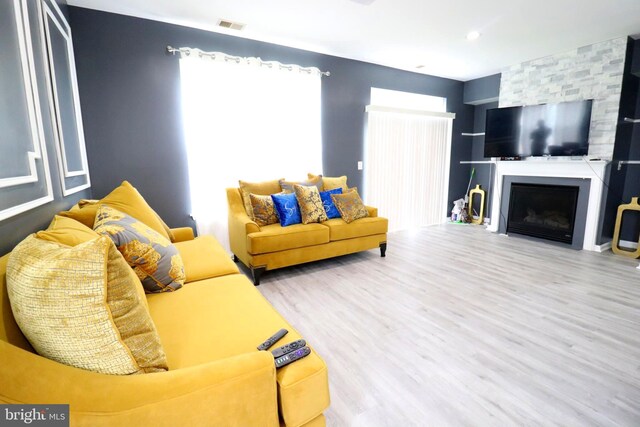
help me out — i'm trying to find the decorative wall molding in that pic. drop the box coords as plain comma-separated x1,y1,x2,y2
40,0,91,196
0,0,53,221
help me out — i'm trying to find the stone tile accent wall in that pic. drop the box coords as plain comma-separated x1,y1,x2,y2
499,37,627,159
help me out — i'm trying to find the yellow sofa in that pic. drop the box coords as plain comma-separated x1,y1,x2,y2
0,225,330,426
227,188,388,285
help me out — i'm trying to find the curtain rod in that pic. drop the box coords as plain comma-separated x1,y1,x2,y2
166,46,330,77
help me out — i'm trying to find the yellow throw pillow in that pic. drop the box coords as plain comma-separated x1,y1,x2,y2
307,173,348,192
280,175,323,193
94,205,185,293
294,184,328,224
239,179,283,219
37,215,99,246
59,181,172,241
249,193,280,226
331,189,369,223
6,235,168,375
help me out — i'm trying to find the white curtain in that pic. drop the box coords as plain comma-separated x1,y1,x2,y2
179,54,322,251
364,110,452,232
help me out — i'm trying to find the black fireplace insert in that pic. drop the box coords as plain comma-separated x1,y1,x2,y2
507,183,579,244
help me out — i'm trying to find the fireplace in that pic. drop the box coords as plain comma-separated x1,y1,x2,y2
507,184,579,244
489,160,607,251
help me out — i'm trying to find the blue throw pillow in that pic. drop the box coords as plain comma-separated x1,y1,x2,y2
319,188,343,219
271,193,302,226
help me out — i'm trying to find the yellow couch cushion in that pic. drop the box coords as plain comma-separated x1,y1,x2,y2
59,181,172,240
36,215,99,246
247,223,330,255
239,179,283,219
147,274,330,426
308,173,348,192
322,217,389,241
174,235,239,282
6,235,168,375
279,175,323,193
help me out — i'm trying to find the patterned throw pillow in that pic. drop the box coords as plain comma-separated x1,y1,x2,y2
6,235,168,375
331,189,369,223
94,205,185,293
250,193,280,226
294,184,329,224
239,179,283,219
319,188,343,219
271,193,302,227
279,175,323,193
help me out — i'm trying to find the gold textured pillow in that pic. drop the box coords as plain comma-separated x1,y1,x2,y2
37,215,99,246
6,235,168,375
249,193,280,226
308,173,348,192
59,181,172,241
239,179,283,219
331,189,369,223
293,184,328,224
94,205,185,293
279,175,323,193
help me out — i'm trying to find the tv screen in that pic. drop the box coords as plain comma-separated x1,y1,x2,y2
484,100,593,158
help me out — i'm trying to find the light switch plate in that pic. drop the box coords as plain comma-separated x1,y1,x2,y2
357,161,363,170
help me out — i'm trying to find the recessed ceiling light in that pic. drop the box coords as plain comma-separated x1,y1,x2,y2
466,31,481,41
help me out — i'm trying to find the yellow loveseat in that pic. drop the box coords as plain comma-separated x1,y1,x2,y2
227,187,388,285
0,225,330,426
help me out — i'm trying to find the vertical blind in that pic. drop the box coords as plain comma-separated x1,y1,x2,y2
364,110,453,232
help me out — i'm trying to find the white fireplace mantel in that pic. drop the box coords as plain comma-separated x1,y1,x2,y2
487,159,610,251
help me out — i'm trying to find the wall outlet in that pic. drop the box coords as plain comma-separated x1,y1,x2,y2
357,161,363,170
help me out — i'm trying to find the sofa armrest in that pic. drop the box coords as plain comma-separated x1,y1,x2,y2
0,341,278,427
365,206,378,217
170,227,195,242
227,189,260,264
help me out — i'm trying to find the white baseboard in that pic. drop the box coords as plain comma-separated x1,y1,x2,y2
619,239,639,250
594,241,612,252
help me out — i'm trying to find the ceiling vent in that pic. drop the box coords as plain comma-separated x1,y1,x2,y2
218,19,245,31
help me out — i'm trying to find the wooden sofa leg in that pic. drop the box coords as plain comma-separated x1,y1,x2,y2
251,266,267,286
380,242,387,257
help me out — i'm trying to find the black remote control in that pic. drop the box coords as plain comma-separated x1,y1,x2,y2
257,328,288,351
274,346,311,368
271,339,306,358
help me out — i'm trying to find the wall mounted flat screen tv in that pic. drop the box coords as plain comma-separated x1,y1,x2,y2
484,100,593,158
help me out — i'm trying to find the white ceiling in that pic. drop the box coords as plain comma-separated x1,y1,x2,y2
67,0,640,81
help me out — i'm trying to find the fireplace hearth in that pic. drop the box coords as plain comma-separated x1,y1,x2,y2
507,183,579,244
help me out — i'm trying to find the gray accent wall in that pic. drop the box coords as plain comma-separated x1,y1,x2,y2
68,7,474,230
463,74,501,105
0,0,91,256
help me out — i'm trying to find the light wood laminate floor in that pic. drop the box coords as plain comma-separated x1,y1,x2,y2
256,224,640,427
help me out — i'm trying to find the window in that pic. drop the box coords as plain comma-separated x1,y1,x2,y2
179,52,323,250
364,89,454,232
